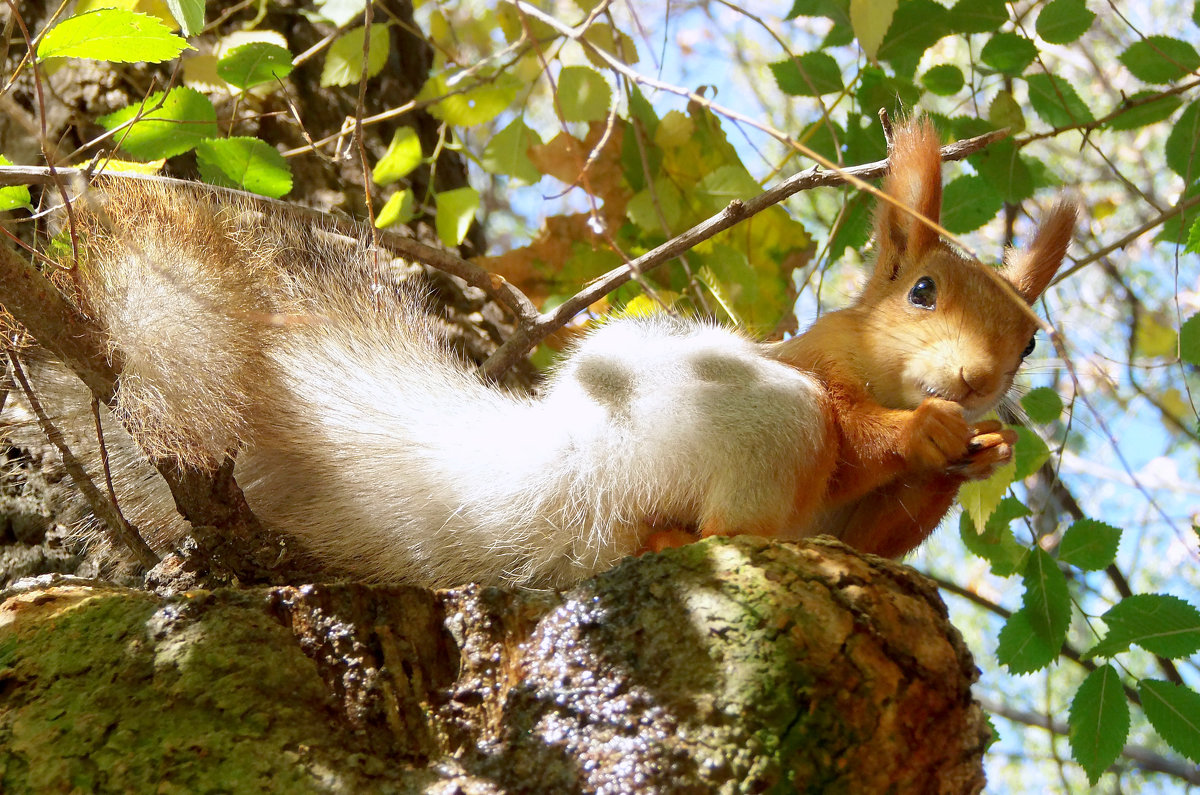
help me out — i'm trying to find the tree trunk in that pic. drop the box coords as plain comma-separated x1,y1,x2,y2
0,536,987,793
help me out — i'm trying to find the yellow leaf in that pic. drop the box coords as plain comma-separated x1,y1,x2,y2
960,456,1017,533
850,0,898,61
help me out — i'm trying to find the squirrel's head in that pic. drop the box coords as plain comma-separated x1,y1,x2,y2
854,118,1076,418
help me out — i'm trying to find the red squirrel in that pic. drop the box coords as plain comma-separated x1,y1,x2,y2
0,119,1073,587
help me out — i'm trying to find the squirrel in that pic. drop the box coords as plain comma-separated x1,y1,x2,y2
1,118,1074,588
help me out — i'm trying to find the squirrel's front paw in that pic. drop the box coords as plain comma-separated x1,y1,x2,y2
902,398,971,470
952,420,1018,480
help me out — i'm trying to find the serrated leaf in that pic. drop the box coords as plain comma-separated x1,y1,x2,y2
1069,664,1130,785
988,89,1026,133
1012,425,1051,480
1022,387,1063,424
1023,547,1071,645
1188,217,1200,255
375,189,414,229
980,32,1037,76
481,119,541,184
1036,0,1095,45
1105,91,1183,132
921,64,964,96
1165,102,1200,181
98,87,217,160
0,155,32,211
1119,36,1200,84
435,186,479,247
195,137,292,198
38,9,190,63
959,510,1028,576
1088,594,1200,659
970,139,1034,203
1027,73,1095,128
372,127,423,185
770,53,844,96
876,0,951,77
947,0,1006,34
959,455,1016,532
1140,680,1200,764
1180,314,1200,365
1059,518,1122,571
941,174,1003,233
320,23,389,87
856,66,920,116
850,0,896,60
165,0,204,37
217,42,294,89
997,607,1059,673
626,178,684,233
557,66,612,123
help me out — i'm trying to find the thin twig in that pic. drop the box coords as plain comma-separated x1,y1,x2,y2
479,127,1009,379
7,351,159,568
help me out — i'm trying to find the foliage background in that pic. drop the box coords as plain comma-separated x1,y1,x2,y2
2,0,1200,790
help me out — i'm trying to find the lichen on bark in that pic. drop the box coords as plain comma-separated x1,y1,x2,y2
0,536,987,793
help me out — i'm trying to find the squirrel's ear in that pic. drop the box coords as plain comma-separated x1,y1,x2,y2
872,117,943,280
1003,200,1077,303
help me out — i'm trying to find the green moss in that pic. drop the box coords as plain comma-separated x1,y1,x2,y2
0,591,350,794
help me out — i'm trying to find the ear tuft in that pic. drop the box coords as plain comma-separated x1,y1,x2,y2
1004,200,1077,303
872,117,944,279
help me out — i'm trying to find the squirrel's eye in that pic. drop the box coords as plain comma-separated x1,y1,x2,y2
1022,335,1036,359
908,276,936,310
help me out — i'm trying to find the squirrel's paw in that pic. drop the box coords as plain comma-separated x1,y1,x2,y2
952,420,1018,480
903,398,971,470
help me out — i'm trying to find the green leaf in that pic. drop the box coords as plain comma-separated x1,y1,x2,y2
988,89,1026,133
1026,73,1095,128
435,186,479,247
849,0,896,60
970,139,1033,203
423,71,522,128
313,0,367,27
0,155,32,211
481,119,541,184
786,0,850,22
372,127,423,185
195,137,292,198
557,65,612,123
947,0,1007,34
375,189,414,229
1058,518,1122,571
1069,665,1130,785
1108,88,1181,131
98,87,217,160
856,66,920,116
696,164,762,213
1022,386,1063,424
980,32,1037,76
959,508,1028,577
1165,101,1200,181
1181,314,1200,365
997,607,1059,673
217,42,294,89
1119,36,1200,84
941,174,1003,233
1140,680,1200,764
1187,218,1200,255
876,0,951,77
320,23,389,87
1087,594,1200,659
1012,425,1051,480
921,64,964,96
37,9,190,63
1036,0,1095,45
959,456,1016,533
1022,547,1071,645
165,0,204,37
770,53,844,96
626,178,684,233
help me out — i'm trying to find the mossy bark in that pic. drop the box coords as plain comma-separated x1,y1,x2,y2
0,536,987,794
